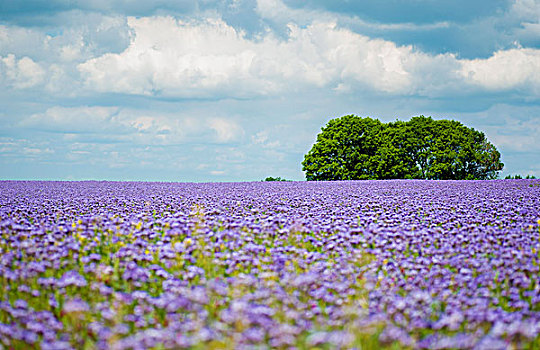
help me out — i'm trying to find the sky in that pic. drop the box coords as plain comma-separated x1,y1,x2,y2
0,0,539,182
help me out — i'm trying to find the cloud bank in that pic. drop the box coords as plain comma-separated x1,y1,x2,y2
0,0,539,180
76,16,540,98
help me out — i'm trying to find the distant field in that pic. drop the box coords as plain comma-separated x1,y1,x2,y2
1,180,539,349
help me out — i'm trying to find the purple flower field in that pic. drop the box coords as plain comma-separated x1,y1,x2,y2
1,180,539,349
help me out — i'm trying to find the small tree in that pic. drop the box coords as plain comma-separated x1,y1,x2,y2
264,177,288,181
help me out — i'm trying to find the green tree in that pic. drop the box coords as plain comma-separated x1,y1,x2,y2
374,120,419,179
264,177,289,181
302,115,504,180
302,116,383,180
402,116,436,178
505,174,536,179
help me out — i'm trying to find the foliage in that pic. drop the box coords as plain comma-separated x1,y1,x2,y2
264,176,289,181
505,174,537,179
302,115,504,180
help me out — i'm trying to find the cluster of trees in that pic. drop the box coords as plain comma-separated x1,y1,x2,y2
263,176,290,181
504,174,536,179
302,115,504,181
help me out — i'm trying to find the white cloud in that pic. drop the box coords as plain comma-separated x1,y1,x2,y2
21,106,122,133
459,48,540,91
489,117,540,152
251,131,269,144
215,147,246,163
1,0,537,99
0,25,48,59
60,42,85,62
493,0,540,51
251,130,280,149
78,16,261,97
21,147,54,155
0,14,130,63
0,137,55,160
20,106,244,145
256,0,451,31
0,54,46,89
255,0,322,24
207,118,244,143
76,9,540,99
77,15,423,96
0,14,130,94
457,104,540,155
510,0,540,21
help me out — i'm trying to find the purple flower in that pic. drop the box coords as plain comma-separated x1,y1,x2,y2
1,179,540,348
475,335,509,350
63,298,90,313
59,270,87,287
41,341,73,350
243,327,265,343
13,299,28,309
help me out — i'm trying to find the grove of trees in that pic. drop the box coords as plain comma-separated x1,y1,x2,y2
302,115,504,181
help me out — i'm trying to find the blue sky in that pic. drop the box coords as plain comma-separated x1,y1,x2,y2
1,0,539,181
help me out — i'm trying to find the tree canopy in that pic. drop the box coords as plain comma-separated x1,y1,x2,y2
302,115,504,180
264,176,289,181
